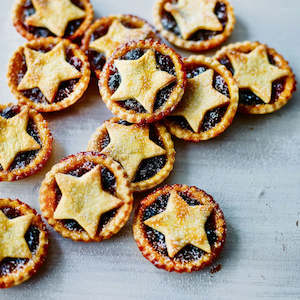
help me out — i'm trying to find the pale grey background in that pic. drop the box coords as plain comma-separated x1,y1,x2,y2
0,0,299,299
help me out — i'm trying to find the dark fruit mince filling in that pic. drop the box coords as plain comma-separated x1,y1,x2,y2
0,105,41,172
108,49,177,113
0,207,40,276
161,1,227,41
54,161,118,233
143,192,218,263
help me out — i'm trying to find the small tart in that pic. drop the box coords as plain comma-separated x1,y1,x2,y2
12,0,93,41
164,55,238,141
133,184,226,273
81,15,157,79
0,103,52,181
87,117,175,192
215,41,297,114
100,39,186,124
39,152,133,242
0,198,48,289
7,37,90,113
153,0,235,51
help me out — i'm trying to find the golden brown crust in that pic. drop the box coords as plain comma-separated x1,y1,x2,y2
39,152,133,242
215,41,297,114
12,0,94,41
153,0,235,51
0,198,48,289
133,184,226,273
0,103,53,181
99,39,186,124
87,117,176,192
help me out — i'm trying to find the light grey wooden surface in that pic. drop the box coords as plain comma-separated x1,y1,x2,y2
0,0,300,299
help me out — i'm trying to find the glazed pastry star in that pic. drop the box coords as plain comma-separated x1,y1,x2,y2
102,123,166,180
172,69,229,132
0,211,33,262
18,41,82,103
111,50,176,112
165,0,223,39
0,107,41,171
25,0,86,37
144,191,214,257
54,165,122,238
227,45,289,103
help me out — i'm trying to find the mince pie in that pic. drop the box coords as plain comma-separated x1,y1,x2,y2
7,37,90,112
12,0,93,41
133,184,226,272
215,41,297,114
82,15,157,79
100,39,186,124
39,152,133,242
0,103,52,181
165,55,238,141
0,198,48,289
87,117,175,192
153,0,235,51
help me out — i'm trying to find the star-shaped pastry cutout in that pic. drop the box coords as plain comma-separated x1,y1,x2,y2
227,45,289,104
0,211,33,262
90,19,151,58
172,69,229,132
25,0,86,37
165,0,223,39
54,165,122,238
18,41,82,103
144,191,214,257
0,107,41,171
102,123,166,181
111,50,176,113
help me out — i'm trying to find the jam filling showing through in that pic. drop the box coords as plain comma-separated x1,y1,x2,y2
54,161,118,233
21,0,85,38
161,1,228,41
218,54,286,106
0,207,40,276
143,192,218,263
0,105,41,172
108,48,177,113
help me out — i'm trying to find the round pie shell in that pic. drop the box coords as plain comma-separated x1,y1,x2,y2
0,198,48,289
133,184,226,273
87,117,176,192
39,152,133,242
7,37,91,113
153,0,235,51
99,39,186,124
215,41,297,114
0,103,53,182
12,0,94,41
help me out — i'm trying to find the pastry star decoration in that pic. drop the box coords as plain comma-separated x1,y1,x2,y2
172,69,229,132
111,50,176,113
0,211,33,262
102,123,166,180
90,19,151,58
54,165,122,238
18,41,82,103
165,0,223,40
25,0,86,37
144,191,214,257
0,107,41,171
227,45,289,104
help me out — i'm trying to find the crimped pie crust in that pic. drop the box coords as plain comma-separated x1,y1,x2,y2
133,184,226,273
39,152,133,242
153,0,235,51
7,37,91,113
0,198,48,289
87,117,176,192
